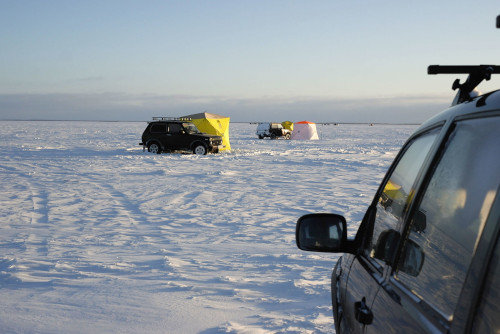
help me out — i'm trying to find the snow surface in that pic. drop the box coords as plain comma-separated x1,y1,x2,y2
0,121,417,333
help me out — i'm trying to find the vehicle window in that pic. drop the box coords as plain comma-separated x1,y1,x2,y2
150,123,166,133
396,116,500,319
183,123,200,134
366,128,440,267
473,233,500,333
168,123,182,134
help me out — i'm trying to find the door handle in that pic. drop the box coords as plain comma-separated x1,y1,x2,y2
354,297,373,325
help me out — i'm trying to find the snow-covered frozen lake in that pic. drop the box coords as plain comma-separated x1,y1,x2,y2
0,121,417,333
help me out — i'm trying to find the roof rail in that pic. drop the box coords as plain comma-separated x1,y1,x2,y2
151,117,192,121
428,65,500,106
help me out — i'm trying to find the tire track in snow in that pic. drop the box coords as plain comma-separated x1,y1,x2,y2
0,162,50,225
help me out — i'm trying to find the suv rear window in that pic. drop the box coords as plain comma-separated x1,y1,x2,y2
396,115,500,319
150,123,166,133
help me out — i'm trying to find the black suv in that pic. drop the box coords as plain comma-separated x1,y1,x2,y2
296,65,500,333
140,117,223,155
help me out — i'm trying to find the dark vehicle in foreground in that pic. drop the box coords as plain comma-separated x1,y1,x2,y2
296,64,500,333
140,117,224,155
256,122,291,139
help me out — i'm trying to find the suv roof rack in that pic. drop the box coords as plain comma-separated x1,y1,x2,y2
151,117,192,121
428,65,500,106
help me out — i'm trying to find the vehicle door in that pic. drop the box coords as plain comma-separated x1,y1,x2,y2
369,114,500,333
272,123,283,137
341,127,441,333
166,122,188,150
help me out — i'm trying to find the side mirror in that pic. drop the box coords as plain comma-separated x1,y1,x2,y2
398,239,425,277
411,210,427,233
373,229,400,264
296,213,348,252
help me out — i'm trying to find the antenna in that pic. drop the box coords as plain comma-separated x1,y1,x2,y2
428,65,500,105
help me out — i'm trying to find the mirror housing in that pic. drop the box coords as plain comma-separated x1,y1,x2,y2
411,210,427,233
373,229,400,264
372,229,425,276
296,213,349,252
398,239,425,277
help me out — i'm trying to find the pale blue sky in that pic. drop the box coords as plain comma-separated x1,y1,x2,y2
1,1,499,122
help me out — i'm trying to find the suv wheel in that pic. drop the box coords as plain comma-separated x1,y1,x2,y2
148,142,161,154
193,144,207,155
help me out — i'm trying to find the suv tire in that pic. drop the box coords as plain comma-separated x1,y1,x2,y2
193,143,207,155
148,142,161,154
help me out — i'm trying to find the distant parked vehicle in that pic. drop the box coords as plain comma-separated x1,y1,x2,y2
256,122,291,139
140,117,224,155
